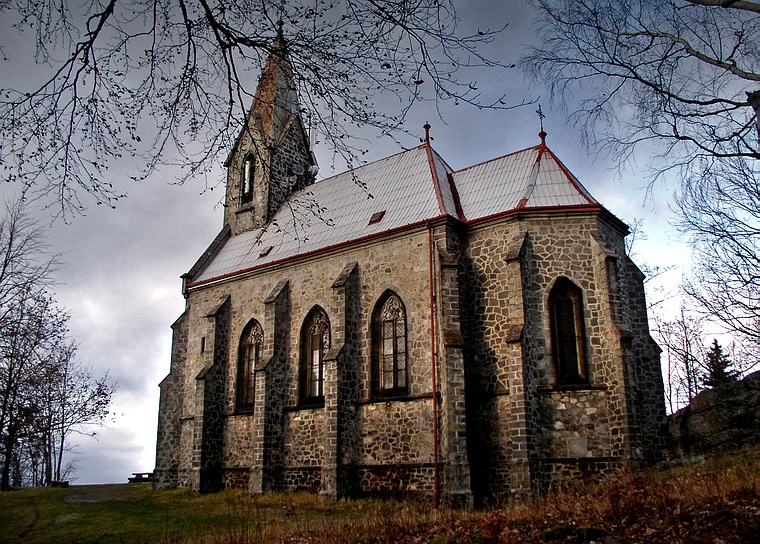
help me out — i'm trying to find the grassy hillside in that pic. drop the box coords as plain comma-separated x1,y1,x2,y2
1,446,758,543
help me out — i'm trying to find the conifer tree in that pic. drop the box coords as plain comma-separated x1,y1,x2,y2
702,339,738,390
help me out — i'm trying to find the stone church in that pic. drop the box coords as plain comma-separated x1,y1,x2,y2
154,44,666,506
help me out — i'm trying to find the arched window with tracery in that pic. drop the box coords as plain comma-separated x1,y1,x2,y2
372,292,408,396
549,278,588,385
241,154,255,205
300,307,330,404
237,319,263,411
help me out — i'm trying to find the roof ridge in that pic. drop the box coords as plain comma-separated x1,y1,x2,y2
454,144,541,174
540,147,597,205
308,144,427,188
423,139,448,216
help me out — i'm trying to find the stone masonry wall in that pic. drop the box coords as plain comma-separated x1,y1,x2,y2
521,215,630,464
461,219,529,500
159,205,663,500
461,211,662,499
173,227,443,497
224,113,312,235
154,310,189,489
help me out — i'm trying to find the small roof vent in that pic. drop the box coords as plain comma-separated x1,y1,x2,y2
368,210,386,225
259,246,274,258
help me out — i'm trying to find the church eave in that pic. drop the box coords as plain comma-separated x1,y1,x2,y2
185,215,449,291
183,224,232,283
466,203,626,232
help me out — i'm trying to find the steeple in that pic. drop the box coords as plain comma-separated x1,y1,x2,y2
252,27,300,146
223,27,316,235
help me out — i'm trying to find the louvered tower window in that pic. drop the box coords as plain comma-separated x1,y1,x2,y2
241,154,255,205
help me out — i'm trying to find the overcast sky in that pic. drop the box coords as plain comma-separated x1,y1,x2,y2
2,1,689,484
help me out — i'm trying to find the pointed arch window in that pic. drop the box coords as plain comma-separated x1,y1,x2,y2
241,154,255,205
237,319,263,411
300,307,330,405
372,292,408,396
550,278,588,385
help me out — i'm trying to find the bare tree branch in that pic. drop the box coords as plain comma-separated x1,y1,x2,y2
0,0,522,218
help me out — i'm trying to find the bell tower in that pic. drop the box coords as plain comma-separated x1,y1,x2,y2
223,31,317,235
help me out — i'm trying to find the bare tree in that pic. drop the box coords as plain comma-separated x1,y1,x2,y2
523,0,759,166
0,200,59,489
654,306,708,413
677,156,759,346
35,340,114,485
0,289,68,490
0,199,56,314
0,200,114,488
523,0,759,359
0,0,521,218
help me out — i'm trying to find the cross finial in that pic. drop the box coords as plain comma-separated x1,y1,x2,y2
536,105,547,145
424,122,432,144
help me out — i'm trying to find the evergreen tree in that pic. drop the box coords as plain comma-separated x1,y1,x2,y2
702,339,738,390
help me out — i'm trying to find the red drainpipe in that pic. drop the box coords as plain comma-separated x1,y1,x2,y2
427,220,440,507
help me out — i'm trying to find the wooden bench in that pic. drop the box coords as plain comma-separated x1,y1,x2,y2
128,472,155,483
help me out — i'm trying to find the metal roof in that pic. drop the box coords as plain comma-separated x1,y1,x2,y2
453,145,596,221
191,142,603,286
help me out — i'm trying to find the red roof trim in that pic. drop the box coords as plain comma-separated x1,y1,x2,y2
188,203,626,291
468,203,603,227
424,140,447,215
543,147,595,205
187,216,448,289
447,172,466,221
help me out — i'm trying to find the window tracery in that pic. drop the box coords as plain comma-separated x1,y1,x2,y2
237,319,263,410
301,307,330,403
372,292,408,396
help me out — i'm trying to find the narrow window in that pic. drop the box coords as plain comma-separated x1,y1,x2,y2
372,292,408,396
236,320,263,411
549,278,588,385
241,155,255,205
300,307,330,404
606,257,622,322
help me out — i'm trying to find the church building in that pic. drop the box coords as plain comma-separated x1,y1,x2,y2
154,44,666,506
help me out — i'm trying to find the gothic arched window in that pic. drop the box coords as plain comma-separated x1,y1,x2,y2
241,154,255,205
237,319,263,410
549,278,588,386
372,292,408,396
300,307,330,404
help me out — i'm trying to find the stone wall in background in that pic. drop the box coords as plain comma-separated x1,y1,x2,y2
669,371,760,457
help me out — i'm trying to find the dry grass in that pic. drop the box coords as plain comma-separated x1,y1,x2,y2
1,445,758,543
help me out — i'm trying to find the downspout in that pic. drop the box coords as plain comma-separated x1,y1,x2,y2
427,220,440,507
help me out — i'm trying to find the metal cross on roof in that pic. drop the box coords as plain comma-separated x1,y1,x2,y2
536,105,547,145
536,105,545,132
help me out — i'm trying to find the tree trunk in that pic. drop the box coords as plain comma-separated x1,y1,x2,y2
1,432,16,490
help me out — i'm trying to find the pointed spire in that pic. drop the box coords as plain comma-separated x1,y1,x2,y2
253,25,300,144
